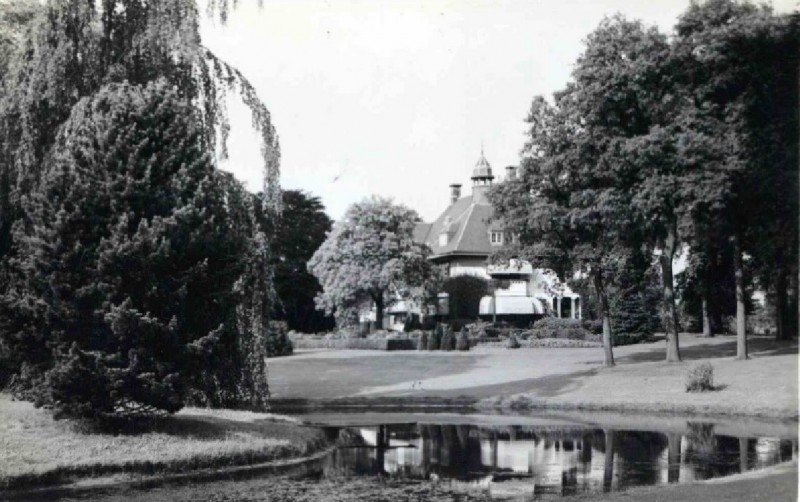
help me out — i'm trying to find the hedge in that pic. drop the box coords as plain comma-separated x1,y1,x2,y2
289,338,416,351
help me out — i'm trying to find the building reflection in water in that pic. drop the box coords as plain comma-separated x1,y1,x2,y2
316,422,796,499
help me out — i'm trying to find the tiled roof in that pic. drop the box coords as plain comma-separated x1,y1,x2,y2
414,193,502,259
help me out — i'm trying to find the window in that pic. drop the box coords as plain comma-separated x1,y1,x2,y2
490,231,504,245
439,233,448,246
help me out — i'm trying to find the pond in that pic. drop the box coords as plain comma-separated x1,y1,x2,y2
300,411,797,500
8,411,798,502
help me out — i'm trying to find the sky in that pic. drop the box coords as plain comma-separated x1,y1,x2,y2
201,0,797,222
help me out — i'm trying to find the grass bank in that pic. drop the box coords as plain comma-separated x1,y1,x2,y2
0,394,329,491
10,476,493,502
565,460,798,502
269,333,798,420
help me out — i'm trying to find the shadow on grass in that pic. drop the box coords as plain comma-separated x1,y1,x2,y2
75,414,300,441
616,336,798,364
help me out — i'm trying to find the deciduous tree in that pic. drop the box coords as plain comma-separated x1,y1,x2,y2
308,197,434,329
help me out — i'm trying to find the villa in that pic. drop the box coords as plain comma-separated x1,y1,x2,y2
382,151,581,330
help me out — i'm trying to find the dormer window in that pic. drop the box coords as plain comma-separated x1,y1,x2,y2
439,233,448,246
490,231,504,245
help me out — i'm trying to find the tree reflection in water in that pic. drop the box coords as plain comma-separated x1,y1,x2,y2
313,421,795,498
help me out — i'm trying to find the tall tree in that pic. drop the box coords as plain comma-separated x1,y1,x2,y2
570,16,687,362
488,92,630,367
1,81,268,418
673,0,799,354
270,190,334,333
308,197,434,329
0,0,280,274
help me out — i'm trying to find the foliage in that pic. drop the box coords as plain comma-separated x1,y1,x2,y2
529,318,592,341
417,331,429,351
672,0,799,348
308,196,435,328
0,0,281,418
440,325,456,351
581,319,603,335
403,315,422,333
427,325,442,351
506,333,521,349
608,257,662,342
0,0,281,266
685,362,715,393
0,82,269,419
456,328,471,351
288,337,415,351
269,190,333,333
442,276,489,320
266,321,293,358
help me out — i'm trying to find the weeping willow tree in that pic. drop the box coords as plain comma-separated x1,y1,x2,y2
0,0,279,416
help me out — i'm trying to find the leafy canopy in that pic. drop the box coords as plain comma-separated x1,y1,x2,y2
308,197,434,326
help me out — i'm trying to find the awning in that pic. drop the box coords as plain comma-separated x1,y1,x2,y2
479,296,546,315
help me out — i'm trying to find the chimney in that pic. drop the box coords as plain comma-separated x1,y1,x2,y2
449,184,462,204
506,165,517,181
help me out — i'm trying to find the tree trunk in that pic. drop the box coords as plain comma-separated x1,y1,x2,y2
775,269,787,341
603,429,615,492
733,232,748,360
701,293,712,337
374,292,384,331
660,223,681,362
594,271,615,367
667,433,681,483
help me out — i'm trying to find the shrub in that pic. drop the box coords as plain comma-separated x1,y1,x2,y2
449,318,477,332
530,318,592,340
456,328,471,351
418,332,429,350
581,319,603,334
427,325,442,350
404,315,422,333
442,276,489,319
290,338,414,350
613,332,653,346
266,321,293,357
507,333,521,349
441,325,456,351
685,362,715,392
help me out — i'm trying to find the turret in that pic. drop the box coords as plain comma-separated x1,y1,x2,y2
471,149,494,204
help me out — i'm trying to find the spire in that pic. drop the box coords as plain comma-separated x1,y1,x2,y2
472,147,493,183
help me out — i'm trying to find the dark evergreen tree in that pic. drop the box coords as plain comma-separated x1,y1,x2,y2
442,276,489,321
270,190,333,333
1,81,268,419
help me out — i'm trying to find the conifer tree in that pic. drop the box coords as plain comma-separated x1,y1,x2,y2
2,81,267,418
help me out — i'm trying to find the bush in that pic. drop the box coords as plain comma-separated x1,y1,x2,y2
613,332,653,346
581,319,603,334
530,318,592,340
404,315,422,333
440,326,456,351
448,318,477,332
685,362,715,392
417,332,429,350
289,337,415,350
442,276,489,319
266,321,293,357
456,328,471,351
427,325,442,350
507,333,521,349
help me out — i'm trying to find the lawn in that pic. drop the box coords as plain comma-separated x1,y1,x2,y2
0,395,328,490
269,333,798,419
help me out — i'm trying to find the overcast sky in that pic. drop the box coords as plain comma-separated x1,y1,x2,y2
201,0,796,222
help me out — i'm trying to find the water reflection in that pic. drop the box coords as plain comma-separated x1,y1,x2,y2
312,422,797,499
